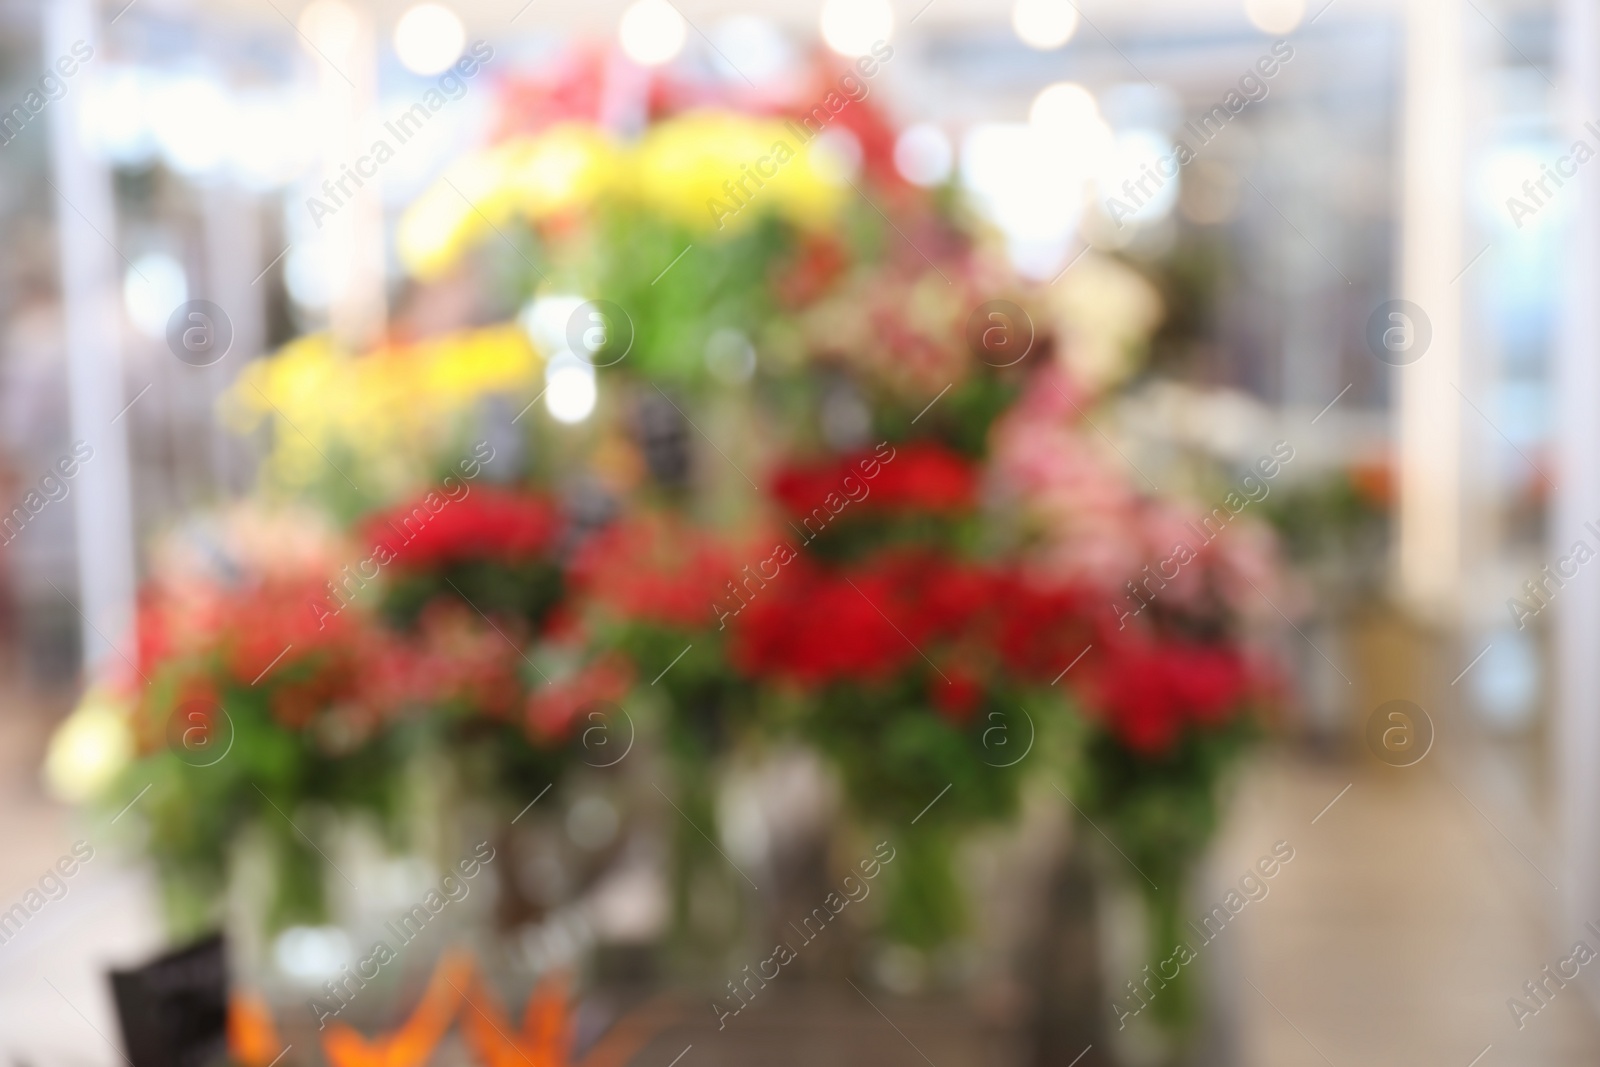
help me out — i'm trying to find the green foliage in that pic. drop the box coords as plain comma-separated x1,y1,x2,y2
1066,717,1257,1034
876,369,1023,460
1258,472,1387,566
1070,719,1254,890
455,717,571,806
378,559,564,632
806,680,1023,828
797,512,986,566
881,830,963,950
800,680,1036,948
124,677,411,939
575,211,796,388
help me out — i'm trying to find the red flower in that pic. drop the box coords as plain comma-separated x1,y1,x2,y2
769,440,977,519
131,581,227,685
358,603,526,722
493,47,608,140
730,558,914,686
772,235,850,308
874,442,978,512
908,555,994,636
769,462,846,519
932,671,983,725
1167,644,1252,727
213,576,374,731
1079,638,1253,754
222,575,360,685
990,573,1100,684
362,487,561,572
524,653,634,745
785,52,905,191
729,550,997,689
570,512,739,630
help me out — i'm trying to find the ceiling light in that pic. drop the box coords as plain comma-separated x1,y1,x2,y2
619,0,687,66
394,3,466,76
820,0,892,58
297,0,360,63
1012,0,1079,50
1029,81,1100,137
1244,0,1305,35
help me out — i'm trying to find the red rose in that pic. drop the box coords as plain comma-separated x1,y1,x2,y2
363,487,561,572
730,550,999,689
524,653,634,745
990,572,1100,684
870,441,977,512
769,440,977,520
570,512,740,630
730,560,914,686
1079,637,1254,754
932,671,984,725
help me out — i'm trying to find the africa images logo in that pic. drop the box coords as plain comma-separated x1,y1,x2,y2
1365,300,1431,366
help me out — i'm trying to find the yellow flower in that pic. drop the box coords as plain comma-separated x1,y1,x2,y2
504,124,623,218
223,325,541,495
632,111,843,233
398,125,622,279
396,113,844,277
44,687,135,804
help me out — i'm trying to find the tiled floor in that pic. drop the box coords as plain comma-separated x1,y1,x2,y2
2,676,1598,1064
1215,752,1600,1067
0,685,167,1067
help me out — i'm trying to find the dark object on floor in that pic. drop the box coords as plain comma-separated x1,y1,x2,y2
108,933,229,1067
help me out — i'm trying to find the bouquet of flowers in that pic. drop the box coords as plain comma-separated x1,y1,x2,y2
348,480,636,871
993,367,1278,1033
359,482,566,631
44,496,621,941
567,510,758,958
43,508,410,937
45,43,1292,1038
723,433,1083,950
222,327,541,511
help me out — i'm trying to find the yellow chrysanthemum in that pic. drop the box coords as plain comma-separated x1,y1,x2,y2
503,123,624,218
396,113,843,277
631,111,843,233
398,125,622,279
223,325,541,495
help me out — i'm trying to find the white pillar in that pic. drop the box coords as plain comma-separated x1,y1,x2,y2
303,3,384,348
1395,0,1466,619
201,184,264,496
46,0,137,670
1555,0,1600,951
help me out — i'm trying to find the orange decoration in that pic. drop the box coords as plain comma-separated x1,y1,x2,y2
321,950,474,1067
459,972,573,1067
1348,455,1394,510
228,989,285,1066
568,995,680,1067
234,949,675,1067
